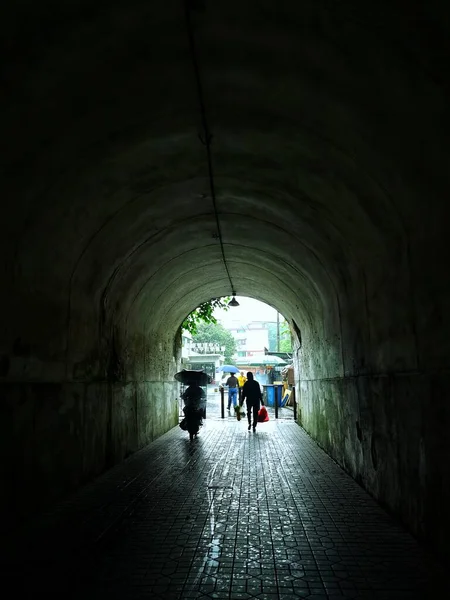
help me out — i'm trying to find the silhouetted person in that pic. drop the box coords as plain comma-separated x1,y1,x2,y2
237,370,247,403
240,371,263,432
182,381,206,416
226,373,238,410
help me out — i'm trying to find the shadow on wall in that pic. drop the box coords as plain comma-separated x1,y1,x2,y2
0,330,180,532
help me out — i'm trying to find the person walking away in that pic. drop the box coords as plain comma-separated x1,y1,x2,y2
240,371,263,432
226,373,239,410
237,371,247,403
182,381,206,440
182,381,206,417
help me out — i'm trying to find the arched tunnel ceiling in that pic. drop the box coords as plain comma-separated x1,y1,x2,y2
1,0,449,360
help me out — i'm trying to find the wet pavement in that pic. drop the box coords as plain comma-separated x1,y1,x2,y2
2,390,444,599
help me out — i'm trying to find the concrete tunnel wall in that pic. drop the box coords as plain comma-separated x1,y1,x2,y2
0,0,449,558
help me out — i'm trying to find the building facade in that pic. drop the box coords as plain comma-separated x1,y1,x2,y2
181,331,224,383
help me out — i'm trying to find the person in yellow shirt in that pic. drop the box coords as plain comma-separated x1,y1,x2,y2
237,371,247,403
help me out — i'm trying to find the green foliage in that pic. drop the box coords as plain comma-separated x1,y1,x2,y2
267,320,292,352
280,321,293,352
279,336,293,352
182,297,230,336
267,322,277,351
191,321,237,364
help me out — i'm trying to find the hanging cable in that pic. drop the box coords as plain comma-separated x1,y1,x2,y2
184,0,236,297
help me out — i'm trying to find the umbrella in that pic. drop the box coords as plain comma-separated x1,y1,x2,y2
175,369,211,385
219,365,239,373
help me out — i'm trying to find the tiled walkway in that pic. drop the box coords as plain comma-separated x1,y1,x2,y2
3,393,444,599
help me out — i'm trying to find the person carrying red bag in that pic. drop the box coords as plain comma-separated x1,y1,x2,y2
240,371,264,432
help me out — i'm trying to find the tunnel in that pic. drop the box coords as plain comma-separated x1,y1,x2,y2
1,0,449,568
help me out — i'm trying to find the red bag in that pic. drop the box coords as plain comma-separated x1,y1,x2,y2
257,406,269,422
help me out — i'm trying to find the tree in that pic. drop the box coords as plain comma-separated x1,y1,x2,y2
266,320,292,352
279,321,293,353
182,297,230,336
266,323,278,351
191,321,237,364
279,336,292,353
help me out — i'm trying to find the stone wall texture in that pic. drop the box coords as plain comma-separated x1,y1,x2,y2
0,381,179,529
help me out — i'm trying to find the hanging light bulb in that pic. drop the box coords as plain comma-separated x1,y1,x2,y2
228,294,239,307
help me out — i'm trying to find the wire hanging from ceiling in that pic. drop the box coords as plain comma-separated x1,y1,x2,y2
184,0,237,301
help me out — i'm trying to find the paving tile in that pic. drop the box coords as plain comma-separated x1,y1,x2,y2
0,392,445,599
